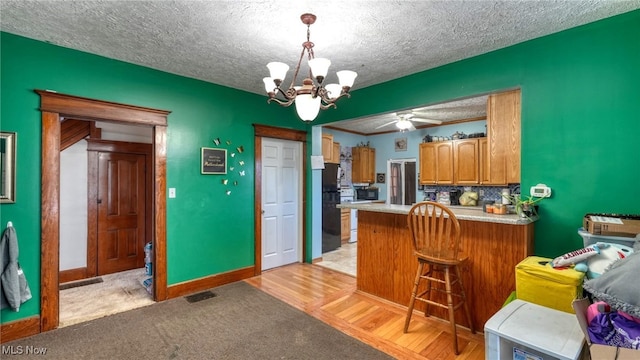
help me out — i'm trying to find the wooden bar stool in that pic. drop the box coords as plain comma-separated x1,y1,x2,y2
403,201,474,355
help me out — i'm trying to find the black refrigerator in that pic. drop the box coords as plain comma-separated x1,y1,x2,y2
322,163,341,253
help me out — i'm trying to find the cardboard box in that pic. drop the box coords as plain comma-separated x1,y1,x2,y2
516,256,585,313
572,298,640,359
583,215,640,238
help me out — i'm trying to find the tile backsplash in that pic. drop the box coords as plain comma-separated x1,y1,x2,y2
422,184,521,203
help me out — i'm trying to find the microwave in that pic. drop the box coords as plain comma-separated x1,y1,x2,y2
356,188,378,200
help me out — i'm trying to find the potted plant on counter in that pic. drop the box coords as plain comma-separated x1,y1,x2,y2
502,194,545,219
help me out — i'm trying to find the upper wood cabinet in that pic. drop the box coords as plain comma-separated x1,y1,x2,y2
352,146,376,183
485,89,521,185
453,139,480,184
321,133,341,164
331,142,341,164
479,138,490,184
419,142,453,185
322,133,334,162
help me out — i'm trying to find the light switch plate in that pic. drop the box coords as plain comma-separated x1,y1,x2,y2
169,188,176,198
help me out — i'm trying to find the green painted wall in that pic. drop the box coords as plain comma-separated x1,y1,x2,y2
0,32,309,323
2,10,639,325
316,10,640,257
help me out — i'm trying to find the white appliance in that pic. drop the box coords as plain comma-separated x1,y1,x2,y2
485,299,585,360
339,188,354,203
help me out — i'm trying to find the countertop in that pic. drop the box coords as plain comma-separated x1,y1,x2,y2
337,202,536,225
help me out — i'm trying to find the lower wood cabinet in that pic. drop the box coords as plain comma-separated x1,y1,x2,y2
340,209,351,243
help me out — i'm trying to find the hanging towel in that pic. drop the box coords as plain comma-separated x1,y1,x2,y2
1,225,32,311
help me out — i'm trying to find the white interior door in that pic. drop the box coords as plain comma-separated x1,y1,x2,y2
261,138,302,270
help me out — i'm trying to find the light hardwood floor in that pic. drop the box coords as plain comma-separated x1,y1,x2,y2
245,263,485,360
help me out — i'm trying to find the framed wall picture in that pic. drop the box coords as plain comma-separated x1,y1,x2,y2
0,131,16,203
201,147,227,174
394,137,407,151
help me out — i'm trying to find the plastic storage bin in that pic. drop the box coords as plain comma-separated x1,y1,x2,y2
485,299,586,360
515,256,585,313
578,227,638,248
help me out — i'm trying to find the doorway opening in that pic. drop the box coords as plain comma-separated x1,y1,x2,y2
58,123,155,327
38,90,170,332
387,159,417,205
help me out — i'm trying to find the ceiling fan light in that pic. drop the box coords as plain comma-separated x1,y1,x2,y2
267,62,289,82
396,119,413,130
325,83,342,99
309,58,331,80
337,70,357,88
294,94,321,121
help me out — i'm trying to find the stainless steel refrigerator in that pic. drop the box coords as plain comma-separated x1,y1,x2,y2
322,163,341,253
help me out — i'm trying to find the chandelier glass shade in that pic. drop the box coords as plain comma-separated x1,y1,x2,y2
262,13,357,122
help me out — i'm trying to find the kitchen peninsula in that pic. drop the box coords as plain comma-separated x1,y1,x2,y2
337,202,535,331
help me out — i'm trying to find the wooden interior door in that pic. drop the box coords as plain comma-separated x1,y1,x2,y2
97,151,146,275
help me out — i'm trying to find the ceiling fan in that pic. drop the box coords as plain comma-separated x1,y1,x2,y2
374,112,443,132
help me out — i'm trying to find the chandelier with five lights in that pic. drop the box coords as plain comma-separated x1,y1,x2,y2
262,13,357,122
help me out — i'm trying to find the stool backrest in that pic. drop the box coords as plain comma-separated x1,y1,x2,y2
407,201,462,261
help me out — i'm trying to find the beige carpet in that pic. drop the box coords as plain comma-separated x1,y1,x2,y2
5,282,394,360
59,268,154,328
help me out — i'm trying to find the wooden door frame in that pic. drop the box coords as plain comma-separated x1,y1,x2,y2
253,124,307,275
37,90,170,332
86,139,153,277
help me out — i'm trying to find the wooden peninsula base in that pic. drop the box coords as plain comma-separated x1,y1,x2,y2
351,206,534,331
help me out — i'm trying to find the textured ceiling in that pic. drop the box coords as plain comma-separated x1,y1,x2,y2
2,0,639,134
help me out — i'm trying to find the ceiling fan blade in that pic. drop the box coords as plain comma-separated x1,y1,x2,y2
375,120,398,129
411,117,443,125
406,122,416,131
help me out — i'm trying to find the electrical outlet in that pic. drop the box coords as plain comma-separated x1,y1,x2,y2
169,188,176,198
479,189,485,197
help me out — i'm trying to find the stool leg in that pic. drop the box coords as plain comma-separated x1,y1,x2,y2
444,266,460,355
456,265,475,334
424,264,433,317
404,261,424,333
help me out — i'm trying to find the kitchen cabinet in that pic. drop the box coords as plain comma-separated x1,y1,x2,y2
331,142,341,164
352,146,376,183
321,133,341,164
341,208,351,243
485,89,521,185
453,138,480,184
321,133,333,162
419,142,453,184
480,138,490,184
